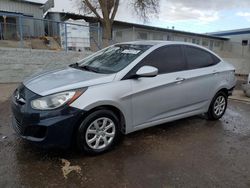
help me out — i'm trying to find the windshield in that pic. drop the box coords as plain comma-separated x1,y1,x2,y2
76,44,152,74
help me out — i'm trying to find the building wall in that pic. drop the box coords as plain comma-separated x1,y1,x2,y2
218,33,250,43
0,0,45,37
216,41,250,75
0,0,44,18
112,26,224,52
45,13,61,37
212,34,250,74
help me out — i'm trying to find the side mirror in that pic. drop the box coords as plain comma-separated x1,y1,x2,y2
136,66,158,78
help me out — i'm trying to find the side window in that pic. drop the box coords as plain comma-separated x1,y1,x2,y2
185,46,220,69
136,45,186,74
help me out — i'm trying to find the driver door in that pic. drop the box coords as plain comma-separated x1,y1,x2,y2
127,45,190,128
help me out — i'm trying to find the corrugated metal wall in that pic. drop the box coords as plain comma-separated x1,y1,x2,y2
0,0,45,37
0,0,44,18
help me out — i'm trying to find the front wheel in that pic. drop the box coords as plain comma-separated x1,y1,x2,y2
77,109,121,155
206,91,228,120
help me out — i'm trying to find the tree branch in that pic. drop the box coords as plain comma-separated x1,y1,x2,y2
110,0,119,23
84,0,102,21
98,0,110,24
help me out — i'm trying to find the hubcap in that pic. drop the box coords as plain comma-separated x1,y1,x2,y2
213,96,226,116
85,117,116,150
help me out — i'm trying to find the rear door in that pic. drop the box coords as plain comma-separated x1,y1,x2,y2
182,45,221,111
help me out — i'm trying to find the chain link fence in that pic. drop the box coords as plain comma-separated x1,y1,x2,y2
0,15,102,52
0,14,249,75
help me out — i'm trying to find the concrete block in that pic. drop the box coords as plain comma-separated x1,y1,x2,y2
242,84,250,98
0,47,92,83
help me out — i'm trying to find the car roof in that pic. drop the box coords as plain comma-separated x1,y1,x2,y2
117,40,222,60
119,40,201,47
120,40,166,46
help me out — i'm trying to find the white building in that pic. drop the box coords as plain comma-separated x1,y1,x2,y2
210,28,250,75
210,28,250,44
45,12,228,52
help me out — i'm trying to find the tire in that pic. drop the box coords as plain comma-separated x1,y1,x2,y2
206,91,228,120
77,109,121,155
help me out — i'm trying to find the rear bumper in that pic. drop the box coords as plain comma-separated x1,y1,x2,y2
11,85,85,149
228,86,235,96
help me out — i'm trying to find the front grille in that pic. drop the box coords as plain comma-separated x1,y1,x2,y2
13,117,46,139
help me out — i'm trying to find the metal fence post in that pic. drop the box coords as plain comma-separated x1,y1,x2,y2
132,26,135,41
97,22,101,48
100,24,103,48
64,22,68,52
19,15,23,48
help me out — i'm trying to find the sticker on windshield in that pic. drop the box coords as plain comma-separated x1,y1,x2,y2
122,49,141,54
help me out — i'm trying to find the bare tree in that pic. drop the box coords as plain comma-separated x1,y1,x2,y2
77,0,159,46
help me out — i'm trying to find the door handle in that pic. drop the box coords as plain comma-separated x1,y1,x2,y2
175,77,185,84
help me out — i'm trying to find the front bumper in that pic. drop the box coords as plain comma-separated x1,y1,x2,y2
11,84,84,149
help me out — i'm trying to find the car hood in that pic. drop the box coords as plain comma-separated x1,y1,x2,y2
23,67,116,96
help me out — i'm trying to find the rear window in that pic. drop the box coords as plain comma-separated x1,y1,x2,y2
184,46,220,69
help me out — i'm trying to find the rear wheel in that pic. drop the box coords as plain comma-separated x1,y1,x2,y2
206,91,228,120
77,109,121,155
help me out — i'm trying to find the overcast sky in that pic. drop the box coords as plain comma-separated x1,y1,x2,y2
41,0,250,33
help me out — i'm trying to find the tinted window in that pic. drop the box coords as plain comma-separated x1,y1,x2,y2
185,46,220,69
129,45,186,76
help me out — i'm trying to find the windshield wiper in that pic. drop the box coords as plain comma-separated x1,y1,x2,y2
70,63,100,73
69,62,79,68
82,66,101,73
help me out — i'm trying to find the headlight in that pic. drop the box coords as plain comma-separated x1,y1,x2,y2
31,89,85,110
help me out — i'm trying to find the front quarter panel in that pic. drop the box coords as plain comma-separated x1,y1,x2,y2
69,80,133,133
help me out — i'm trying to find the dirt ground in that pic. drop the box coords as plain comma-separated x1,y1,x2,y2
0,85,250,188
0,38,61,50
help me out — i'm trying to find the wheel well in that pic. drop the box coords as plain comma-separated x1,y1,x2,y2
70,105,126,148
217,88,228,96
76,105,126,134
